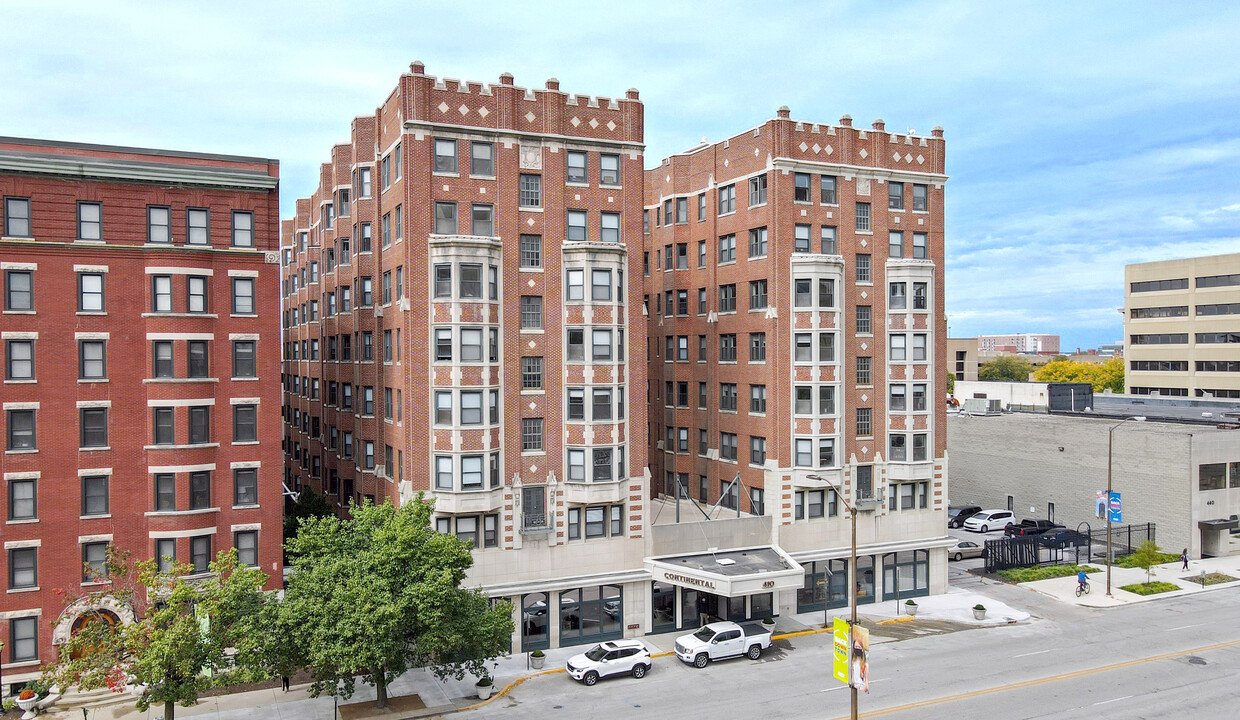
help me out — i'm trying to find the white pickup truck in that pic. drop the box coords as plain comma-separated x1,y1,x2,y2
674,621,773,668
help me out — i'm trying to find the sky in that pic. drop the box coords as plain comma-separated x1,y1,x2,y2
2,1,1237,351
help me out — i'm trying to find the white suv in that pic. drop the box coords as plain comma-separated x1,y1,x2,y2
566,639,652,686
963,509,1016,533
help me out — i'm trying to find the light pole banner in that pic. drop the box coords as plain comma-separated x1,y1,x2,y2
832,617,850,684
851,624,870,693
1109,492,1122,523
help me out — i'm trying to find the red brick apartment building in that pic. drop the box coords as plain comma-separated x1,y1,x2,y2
0,137,283,686
284,63,950,651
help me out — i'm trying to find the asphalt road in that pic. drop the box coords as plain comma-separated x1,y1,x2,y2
469,530,1240,719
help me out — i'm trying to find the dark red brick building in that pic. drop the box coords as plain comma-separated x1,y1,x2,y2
0,137,283,685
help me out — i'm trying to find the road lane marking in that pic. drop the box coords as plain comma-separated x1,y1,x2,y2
824,638,1240,719
1164,624,1202,632
1093,695,1133,706
1011,648,1055,658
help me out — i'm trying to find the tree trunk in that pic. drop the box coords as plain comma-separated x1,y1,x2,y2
165,699,176,720
375,666,388,709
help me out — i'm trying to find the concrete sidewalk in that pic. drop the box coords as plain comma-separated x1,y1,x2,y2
1026,555,1240,608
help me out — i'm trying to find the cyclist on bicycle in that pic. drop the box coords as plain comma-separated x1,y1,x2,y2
1077,569,1088,591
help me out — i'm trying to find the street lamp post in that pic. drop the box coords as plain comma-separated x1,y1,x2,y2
808,474,858,720
1106,416,1145,596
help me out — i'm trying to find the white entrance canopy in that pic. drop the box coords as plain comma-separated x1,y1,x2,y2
644,545,805,597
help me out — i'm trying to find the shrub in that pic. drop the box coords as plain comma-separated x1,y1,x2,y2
997,564,1101,583
530,649,544,658
476,675,493,687
1120,581,1179,596
1114,551,1179,568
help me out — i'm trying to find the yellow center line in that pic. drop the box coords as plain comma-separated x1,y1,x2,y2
827,638,1240,719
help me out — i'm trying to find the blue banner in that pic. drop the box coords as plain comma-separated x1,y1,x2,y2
1108,492,1122,523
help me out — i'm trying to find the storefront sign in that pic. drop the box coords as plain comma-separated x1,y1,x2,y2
663,572,715,590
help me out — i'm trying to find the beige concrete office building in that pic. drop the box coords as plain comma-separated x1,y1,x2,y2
1124,252,1240,399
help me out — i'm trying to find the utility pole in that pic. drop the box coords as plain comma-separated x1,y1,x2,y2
809,474,858,720
1106,416,1145,596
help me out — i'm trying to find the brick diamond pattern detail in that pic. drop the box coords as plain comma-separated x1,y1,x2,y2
812,143,821,153
478,107,490,118
525,111,536,123
438,102,450,114
825,145,833,155
458,104,469,116
607,120,616,131
905,153,913,162
570,116,581,127
589,118,599,129
917,155,925,165
892,151,902,161
859,148,868,159
799,141,809,151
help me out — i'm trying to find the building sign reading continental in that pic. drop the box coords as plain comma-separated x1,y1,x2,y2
663,572,716,590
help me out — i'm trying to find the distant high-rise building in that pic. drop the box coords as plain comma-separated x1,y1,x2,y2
975,333,1059,354
1124,253,1240,399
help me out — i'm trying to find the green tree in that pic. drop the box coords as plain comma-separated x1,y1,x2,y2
1130,540,1162,585
1095,356,1125,393
1051,354,1069,363
274,497,514,709
43,548,269,720
978,355,1034,382
283,485,337,544
945,369,955,395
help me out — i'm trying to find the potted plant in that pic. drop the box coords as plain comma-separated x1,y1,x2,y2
475,673,494,700
530,648,545,670
905,599,918,617
761,616,775,627
16,688,40,718
972,603,987,621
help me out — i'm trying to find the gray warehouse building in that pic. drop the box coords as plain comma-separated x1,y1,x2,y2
947,390,1240,559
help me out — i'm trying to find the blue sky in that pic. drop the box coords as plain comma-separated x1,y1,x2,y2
3,1,1237,350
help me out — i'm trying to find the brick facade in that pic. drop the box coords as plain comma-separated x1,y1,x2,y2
0,137,283,682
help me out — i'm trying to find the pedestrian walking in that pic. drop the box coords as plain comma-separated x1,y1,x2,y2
1181,548,1189,571
281,675,290,692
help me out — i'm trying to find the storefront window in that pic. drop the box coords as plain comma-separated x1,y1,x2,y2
521,592,550,651
559,584,623,647
750,592,773,620
881,550,929,601
856,555,876,605
652,582,677,633
797,559,848,613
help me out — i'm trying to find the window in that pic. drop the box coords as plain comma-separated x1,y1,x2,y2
719,284,736,312
471,204,494,236
432,201,459,235
856,202,871,232
1131,278,1189,293
235,530,258,567
794,333,813,362
749,174,768,206
83,541,109,581
567,150,587,183
147,205,171,243
720,383,737,411
233,404,257,443
912,233,928,259
743,383,765,413
79,340,106,380
519,174,543,208
890,282,907,310
857,408,873,437
471,141,494,176
6,339,33,380
793,224,811,253
190,536,211,573
600,153,620,184
718,183,736,214
434,138,457,173
187,340,208,378
913,434,928,462
459,264,482,299
795,386,813,414
76,272,105,312
856,305,872,334
521,417,544,452
913,384,927,411
185,275,208,313
592,388,613,421
152,407,174,444
521,356,543,390
592,269,612,301
232,340,255,378
720,432,737,461
887,181,904,210
4,197,31,237
912,184,928,211
749,227,768,257
720,334,737,362
5,269,33,310
185,471,211,510
600,211,620,243
566,210,588,242
10,616,37,661
520,295,543,329
231,211,254,247
890,383,907,411
188,406,210,444
795,278,812,307
856,254,872,282
750,436,767,465
820,175,838,204
229,277,256,314
81,474,109,515
1197,273,1240,288
718,234,736,264
8,546,36,589
912,334,927,361
792,172,811,202
147,473,174,512
592,328,613,361
5,408,34,450
889,230,905,258
76,201,102,241
857,357,872,385
8,476,35,521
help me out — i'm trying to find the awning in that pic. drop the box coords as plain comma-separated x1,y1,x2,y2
644,545,805,597
1199,518,1239,531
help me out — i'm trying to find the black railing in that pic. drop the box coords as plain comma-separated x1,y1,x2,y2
522,512,548,531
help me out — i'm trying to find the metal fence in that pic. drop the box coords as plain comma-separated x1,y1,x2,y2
983,523,1156,573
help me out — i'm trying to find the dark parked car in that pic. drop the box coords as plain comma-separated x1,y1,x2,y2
1004,519,1063,537
948,505,982,529
1039,528,1090,549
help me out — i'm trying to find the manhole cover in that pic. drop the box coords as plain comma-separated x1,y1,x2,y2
1187,656,1207,666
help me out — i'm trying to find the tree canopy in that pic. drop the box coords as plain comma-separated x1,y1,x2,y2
945,369,956,395
43,548,269,720
283,484,337,543
977,355,1034,382
270,496,514,708
1033,357,1124,393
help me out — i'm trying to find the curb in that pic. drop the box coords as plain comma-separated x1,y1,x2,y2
1034,570,1240,609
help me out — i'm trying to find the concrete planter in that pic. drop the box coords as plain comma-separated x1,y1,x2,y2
476,680,494,700
530,653,545,670
972,606,987,621
905,602,918,617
